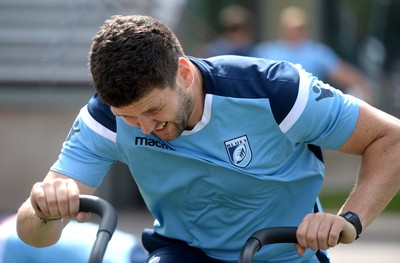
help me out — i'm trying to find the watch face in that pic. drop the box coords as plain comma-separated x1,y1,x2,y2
343,212,353,220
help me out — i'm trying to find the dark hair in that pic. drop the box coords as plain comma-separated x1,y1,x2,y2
89,15,185,107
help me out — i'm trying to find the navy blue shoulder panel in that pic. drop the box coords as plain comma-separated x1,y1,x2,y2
265,62,300,124
87,93,117,132
190,56,300,125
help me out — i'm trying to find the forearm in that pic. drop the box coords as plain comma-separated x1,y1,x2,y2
339,132,400,229
16,198,67,247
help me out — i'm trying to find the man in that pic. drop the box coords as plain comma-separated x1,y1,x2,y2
252,6,375,105
16,15,400,262
202,5,256,57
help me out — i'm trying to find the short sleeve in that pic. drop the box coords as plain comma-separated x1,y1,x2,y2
283,66,360,150
50,106,118,188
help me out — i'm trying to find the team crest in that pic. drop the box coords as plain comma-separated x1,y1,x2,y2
224,135,252,168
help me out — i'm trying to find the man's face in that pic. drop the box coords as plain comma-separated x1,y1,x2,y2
111,85,194,141
282,22,306,42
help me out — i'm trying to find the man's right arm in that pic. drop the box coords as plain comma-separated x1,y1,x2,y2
16,171,95,248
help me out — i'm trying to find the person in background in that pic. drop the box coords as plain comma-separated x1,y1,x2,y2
0,214,147,263
252,6,375,104
202,5,255,57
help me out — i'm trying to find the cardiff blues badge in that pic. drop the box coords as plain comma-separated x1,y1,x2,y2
224,135,252,168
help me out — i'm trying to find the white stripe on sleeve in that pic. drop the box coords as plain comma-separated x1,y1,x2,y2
279,65,311,133
80,105,117,143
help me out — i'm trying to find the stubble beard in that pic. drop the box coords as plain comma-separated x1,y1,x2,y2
159,90,194,141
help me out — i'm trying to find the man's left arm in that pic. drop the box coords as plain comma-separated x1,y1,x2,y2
296,99,400,255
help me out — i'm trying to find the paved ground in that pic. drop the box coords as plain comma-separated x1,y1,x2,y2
329,213,400,262
114,209,400,262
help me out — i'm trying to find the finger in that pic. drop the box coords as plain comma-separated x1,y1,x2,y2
44,180,61,218
327,220,343,247
302,213,327,251
31,183,47,217
316,218,334,250
296,214,311,250
75,212,92,223
305,221,320,250
66,179,80,217
54,180,70,218
295,244,307,256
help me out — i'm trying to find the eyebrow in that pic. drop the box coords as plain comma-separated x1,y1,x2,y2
144,105,162,113
113,104,163,118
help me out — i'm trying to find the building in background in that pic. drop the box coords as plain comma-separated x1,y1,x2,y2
0,0,187,87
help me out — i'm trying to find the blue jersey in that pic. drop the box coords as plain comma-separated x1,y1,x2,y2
51,56,359,262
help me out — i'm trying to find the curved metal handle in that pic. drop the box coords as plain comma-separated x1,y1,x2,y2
79,195,118,263
238,227,298,263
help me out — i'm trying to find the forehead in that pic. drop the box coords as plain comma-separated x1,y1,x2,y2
111,87,174,115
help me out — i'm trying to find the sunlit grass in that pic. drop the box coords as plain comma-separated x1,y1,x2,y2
319,192,400,212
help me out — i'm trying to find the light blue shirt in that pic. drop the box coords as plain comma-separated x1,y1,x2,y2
51,56,359,262
252,40,341,82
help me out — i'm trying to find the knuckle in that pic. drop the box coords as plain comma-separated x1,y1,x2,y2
306,233,316,243
46,198,57,207
41,180,53,187
69,191,80,201
57,196,69,207
32,190,45,202
53,178,65,186
306,233,318,247
330,232,340,242
317,233,326,242
31,182,43,194
296,230,306,241
303,213,314,220
306,231,316,241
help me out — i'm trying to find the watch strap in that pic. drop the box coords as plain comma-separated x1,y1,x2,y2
339,211,362,239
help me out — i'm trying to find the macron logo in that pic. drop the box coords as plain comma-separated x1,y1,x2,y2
135,136,175,150
313,81,334,101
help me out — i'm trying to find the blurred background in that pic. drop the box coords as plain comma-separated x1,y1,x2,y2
1,0,399,222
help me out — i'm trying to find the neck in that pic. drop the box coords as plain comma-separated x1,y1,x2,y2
187,62,205,129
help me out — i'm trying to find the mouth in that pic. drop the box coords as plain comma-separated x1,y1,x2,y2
154,122,167,131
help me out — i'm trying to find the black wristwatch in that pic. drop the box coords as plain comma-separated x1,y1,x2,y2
339,211,362,239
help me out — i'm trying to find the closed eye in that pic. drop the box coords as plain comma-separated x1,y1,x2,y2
144,106,162,115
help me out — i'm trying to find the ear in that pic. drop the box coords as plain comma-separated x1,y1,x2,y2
177,57,194,87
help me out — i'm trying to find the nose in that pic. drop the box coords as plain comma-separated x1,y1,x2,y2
137,116,156,134
123,116,155,134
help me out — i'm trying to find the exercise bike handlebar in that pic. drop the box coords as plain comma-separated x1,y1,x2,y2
79,195,296,263
79,195,118,263
238,227,298,263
